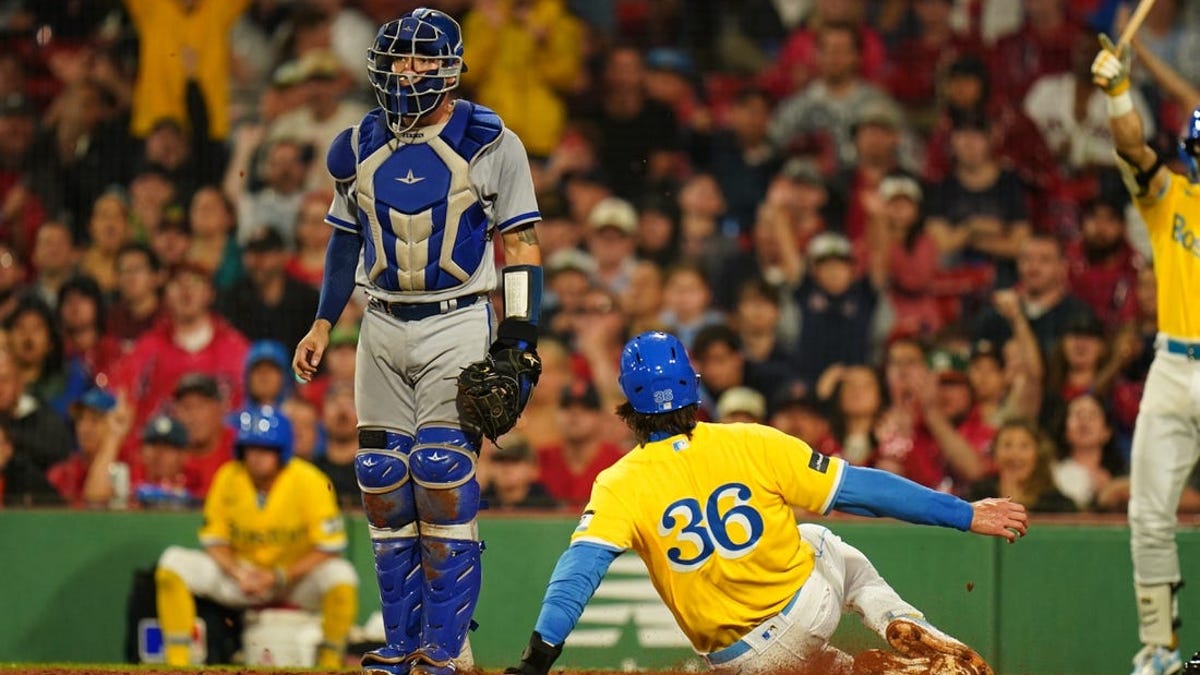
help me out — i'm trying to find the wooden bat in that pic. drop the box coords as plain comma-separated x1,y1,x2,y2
1117,0,1158,50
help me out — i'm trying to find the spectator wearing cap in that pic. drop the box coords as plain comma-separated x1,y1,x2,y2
286,189,335,289
109,243,166,351
133,414,196,510
460,0,583,158
0,92,47,260
0,349,74,474
583,46,681,201
1066,196,1143,330
186,186,243,291
29,220,80,312
864,174,945,337
832,98,916,242
536,380,625,508
793,232,880,387
109,263,250,454
480,432,557,510
922,347,995,494
314,382,360,510
644,47,710,135
58,275,123,412
267,49,369,192
926,110,1031,292
243,340,292,408
716,386,767,424
172,372,236,498
1,421,63,507
768,22,895,172
218,225,318,350
124,0,250,142
697,87,782,235
585,197,639,296
47,386,132,508
5,293,67,414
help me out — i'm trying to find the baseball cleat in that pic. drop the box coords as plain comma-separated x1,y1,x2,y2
884,616,993,675
1130,644,1183,675
362,646,412,675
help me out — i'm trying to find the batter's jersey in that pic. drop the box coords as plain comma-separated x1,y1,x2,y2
199,458,347,569
324,100,540,304
571,422,847,653
1135,171,1200,339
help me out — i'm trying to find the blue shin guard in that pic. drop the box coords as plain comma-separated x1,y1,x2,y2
356,430,421,673
409,428,483,670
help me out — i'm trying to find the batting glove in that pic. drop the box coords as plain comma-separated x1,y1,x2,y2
1091,34,1132,96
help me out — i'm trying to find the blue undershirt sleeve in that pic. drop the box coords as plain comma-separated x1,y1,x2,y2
315,228,361,324
532,542,621,646
831,465,974,531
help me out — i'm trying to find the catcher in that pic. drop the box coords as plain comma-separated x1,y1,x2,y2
505,332,1027,675
292,8,542,675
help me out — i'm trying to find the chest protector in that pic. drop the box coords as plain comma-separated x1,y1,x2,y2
351,102,503,293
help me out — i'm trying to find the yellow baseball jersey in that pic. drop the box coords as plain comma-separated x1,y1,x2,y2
571,422,846,653
1136,171,1200,339
199,458,347,568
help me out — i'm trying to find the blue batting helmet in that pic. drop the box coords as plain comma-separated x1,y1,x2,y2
367,8,466,136
1180,106,1200,183
233,405,294,463
619,332,701,414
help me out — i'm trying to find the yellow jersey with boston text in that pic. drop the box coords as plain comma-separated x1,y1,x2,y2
570,422,846,654
198,458,347,569
1135,171,1200,339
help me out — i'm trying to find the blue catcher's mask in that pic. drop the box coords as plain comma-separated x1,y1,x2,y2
619,331,701,414
368,8,466,136
233,404,295,464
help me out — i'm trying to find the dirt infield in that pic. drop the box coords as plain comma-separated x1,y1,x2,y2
0,669,655,675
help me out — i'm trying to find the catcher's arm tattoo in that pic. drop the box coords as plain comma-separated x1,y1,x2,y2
502,224,542,266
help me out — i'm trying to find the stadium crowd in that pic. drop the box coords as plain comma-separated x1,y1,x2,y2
1,0,1198,516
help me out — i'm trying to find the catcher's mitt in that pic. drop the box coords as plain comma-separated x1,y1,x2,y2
456,348,542,442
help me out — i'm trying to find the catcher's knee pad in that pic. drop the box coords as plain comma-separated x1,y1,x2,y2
356,429,417,532
409,427,480,525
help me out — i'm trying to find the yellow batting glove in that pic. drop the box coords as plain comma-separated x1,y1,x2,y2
1091,34,1131,96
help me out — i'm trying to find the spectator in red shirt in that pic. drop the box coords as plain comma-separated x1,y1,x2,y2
171,373,235,498
535,380,625,508
1066,195,1142,330
108,242,165,353
47,386,132,508
987,0,1087,104
109,262,250,455
761,0,888,100
885,0,979,119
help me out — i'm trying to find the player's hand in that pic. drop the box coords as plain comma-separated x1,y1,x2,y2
968,497,1028,543
1092,34,1132,96
991,289,1023,324
293,320,332,383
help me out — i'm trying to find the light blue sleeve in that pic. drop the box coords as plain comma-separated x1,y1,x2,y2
831,464,974,531
532,541,621,646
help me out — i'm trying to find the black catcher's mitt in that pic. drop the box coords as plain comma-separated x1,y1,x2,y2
455,348,541,443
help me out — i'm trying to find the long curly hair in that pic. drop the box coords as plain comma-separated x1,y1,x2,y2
616,402,699,446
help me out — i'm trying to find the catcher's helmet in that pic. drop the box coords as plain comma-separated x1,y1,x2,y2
619,331,701,414
233,405,294,463
1180,106,1200,183
367,8,466,136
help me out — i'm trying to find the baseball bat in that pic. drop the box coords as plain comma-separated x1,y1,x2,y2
1117,0,1158,50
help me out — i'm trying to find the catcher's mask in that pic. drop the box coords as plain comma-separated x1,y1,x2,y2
1180,106,1200,183
367,7,466,137
619,331,701,414
233,404,294,463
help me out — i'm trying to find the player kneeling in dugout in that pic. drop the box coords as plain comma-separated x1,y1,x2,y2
505,331,1028,675
154,405,357,667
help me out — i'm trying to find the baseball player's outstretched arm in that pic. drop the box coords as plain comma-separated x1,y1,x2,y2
833,465,1028,542
1092,36,1169,197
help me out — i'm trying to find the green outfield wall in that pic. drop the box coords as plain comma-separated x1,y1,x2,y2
0,510,1197,674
